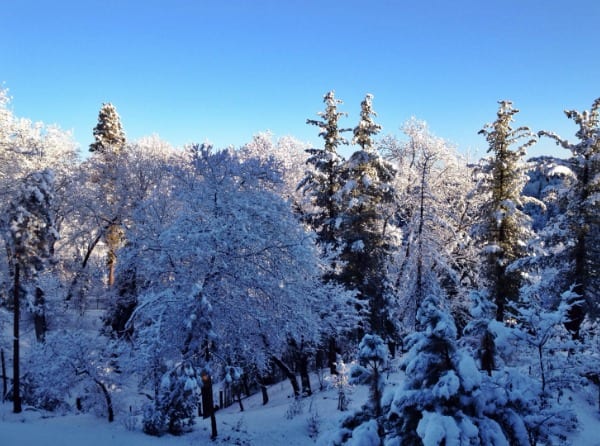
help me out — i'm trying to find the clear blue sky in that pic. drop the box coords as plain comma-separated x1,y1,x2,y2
2,0,599,159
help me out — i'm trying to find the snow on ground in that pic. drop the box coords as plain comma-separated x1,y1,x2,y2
0,371,373,446
0,364,598,445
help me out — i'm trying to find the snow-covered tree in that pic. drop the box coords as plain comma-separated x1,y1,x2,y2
25,329,118,422
6,170,57,412
353,94,381,152
300,91,357,372
476,100,537,322
351,334,388,419
462,287,578,445
89,102,126,155
538,97,600,337
320,334,388,446
240,131,308,203
0,87,77,308
387,289,531,446
300,90,350,251
120,145,329,403
88,102,128,288
336,95,397,338
382,119,477,331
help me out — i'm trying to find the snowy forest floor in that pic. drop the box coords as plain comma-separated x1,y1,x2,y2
1,363,600,445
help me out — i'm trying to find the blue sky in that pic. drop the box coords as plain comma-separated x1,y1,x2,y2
2,0,599,159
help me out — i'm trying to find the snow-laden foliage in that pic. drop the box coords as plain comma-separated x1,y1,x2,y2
334,95,398,338
353,94,381,152
7,169,57,343
386,291,532,446
537,97,600,336
121,144,329,383
143,361,201,436
0,88,77,312
475,100,538,322
464,289,578,445
299,91,349,252
350,334,388,418
89,102,126,154
382,119,477,332
25,329,118,422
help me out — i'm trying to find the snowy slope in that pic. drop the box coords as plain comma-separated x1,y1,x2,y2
1,368,598,445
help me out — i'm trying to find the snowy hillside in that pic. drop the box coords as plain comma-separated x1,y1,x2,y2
2,364,599,446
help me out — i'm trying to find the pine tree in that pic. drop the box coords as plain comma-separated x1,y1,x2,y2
7,169,57,413
538,98,600,338
336,94,397,338
352,94,381,152
299,90,350,251
299,91,352,373
89,102,126,287
89,103,126,154
387,290,528,446
477,101,536,322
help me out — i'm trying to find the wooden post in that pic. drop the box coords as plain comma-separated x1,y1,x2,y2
13,263,22,413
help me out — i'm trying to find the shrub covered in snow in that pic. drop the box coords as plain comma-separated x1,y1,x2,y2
142,361,200,436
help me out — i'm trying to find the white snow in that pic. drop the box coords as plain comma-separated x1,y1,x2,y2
1,364,598,445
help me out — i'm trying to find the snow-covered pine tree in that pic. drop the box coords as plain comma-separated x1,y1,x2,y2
336,94,397,338
300,91,355,373
89,102,126,155
299,90,350,253
538,97,600,338
89,102,127,287
476,100,537,322
7,169,57,412
387,289,529,446
321,334,388,446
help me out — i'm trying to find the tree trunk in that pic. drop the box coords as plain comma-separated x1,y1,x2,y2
13,263,22,413
210,412,218,439
107,249,116,288
271,356,300,397
235,389,244,412
94,378,114,422
33,287,47,343
260,383,269,405
328,337,338,375
66,231,102,301
1,348,7,402
298,354,312,396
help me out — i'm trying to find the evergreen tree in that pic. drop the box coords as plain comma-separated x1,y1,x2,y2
538,98,600,337
89,102,127,287
89,103,126,155
336,94,397,338
477,100,536,322
387,290,530,446
323,334,388,445
299,91,352,372
299,90,350,251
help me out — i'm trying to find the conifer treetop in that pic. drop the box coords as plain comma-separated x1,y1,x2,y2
479,100,536,157
90,102,126,154
353,94,382,152
306,90,350,153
